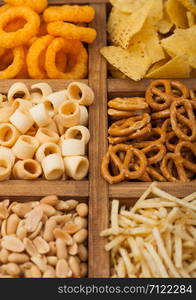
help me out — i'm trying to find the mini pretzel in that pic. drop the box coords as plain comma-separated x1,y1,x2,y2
170,99,196,142
175,141,196,173
139,142,167,165
151,107,185,120
108,108,146,119
108,97,148,111
139,166,166,182
160,153,188,182
132,128,166,147
146,79,189,111
108,113,151,137
190,85,196,101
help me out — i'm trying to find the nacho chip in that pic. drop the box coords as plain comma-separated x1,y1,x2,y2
108,64,128,79
129,19,165,64
100,44,151,81
157,1,173,34
167,0,188,28
178,0,196,15
146,56,190,78
187,11,196,26
148,0,163,25
110,0,146,13
161,26,196,68
107,0,154,49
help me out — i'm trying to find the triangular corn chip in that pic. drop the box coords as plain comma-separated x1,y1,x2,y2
167,0,188,28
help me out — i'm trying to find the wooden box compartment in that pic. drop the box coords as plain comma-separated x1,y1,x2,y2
0,0,195,278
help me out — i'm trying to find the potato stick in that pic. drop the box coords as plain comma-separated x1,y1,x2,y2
145,243,169,278
116,257,126,278
127,237,141,262
142,249,161,278
139,209,158,220
152,227,180,278
118,215,136,228
137,202,176,209
119,247,134,277
111,200,119,230
164,231,172,258
105,236,125,251
178,268,191,278
101,227,151,236
121,211,157,226
131,183,156,213
187,226,196,239
167,207,181,223
152,186,196,212
141,260,151,278
183,192,196,202
186,219,196,225
182,240,195,248
174,225,182,268
158,207,168,218
111,245,119,262
186,261,196,273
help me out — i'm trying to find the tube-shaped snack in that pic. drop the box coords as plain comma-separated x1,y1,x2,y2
0,123,20,147
67,82,94,106
35,128,59,144
41,153,64,180
58,101,80,127
12,135,39,159
30,92,42,104
8,82,30,104
9,109,34,134
54,114,67,136
0,146,15,167
31,83,52,99
44,120,58,133
29,103,52,127
0,157,12,181
13,159,42,180
0,107,14,123
35,142,61,163
44,90,67,113
61,139,85,157
79,105,88,126
64,156,89,180
65,126,90,144
12,99,32,112
26,123,39,137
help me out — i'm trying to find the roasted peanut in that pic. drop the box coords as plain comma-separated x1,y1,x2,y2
8,253,29,264
30,265,42,278
73,229,88,244
6,214,20,235
47,256,58,266
78,244,88,262
56,238,68,259
76,203,88,217
68,256,80,278
56,259,71,278
33,236,50,254
74,216,88,229
2,236,24,253
43,218,56,242
40,196,59,207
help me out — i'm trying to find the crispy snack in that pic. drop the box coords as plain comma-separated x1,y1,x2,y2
101,183,196,278
0,6,40,48
47,21,96,44
27,35,53,79
4,0,48,13
43,5,95,23
167,0,188,28
108,97,148,111
178,0,196,15
0,47,24,79
45,37,88,80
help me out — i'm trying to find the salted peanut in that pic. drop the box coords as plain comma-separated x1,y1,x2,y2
2,263,21,277
76,203,88,217
56,238,68,260
73,229,88,244
16,220,27,240
53,228,73,246
20,262,33,271
6,214,20,235
50,214,71,224
80,263,88,277
64,200,78,210
78,244,88,262
40,195,59,207
63,222,81,234
31,256,48,273
33,237,50,254
43,218,56,242
23,238,40,257
37,204,56,217
0,203,9,220
48,241,56,256
68,242,78,256
25,206,43,232
55,200,70,211
1,220,7,236
43,267,56,278
28,221,42,240
47,256,58,266
1,199,10,208
74,216,87,229
0,248,9,263
8,253,29,264
56,259,71,278
12,202,34,218
24,269,32,278
68,256,80,278
2,236,24,252
30,265,42,278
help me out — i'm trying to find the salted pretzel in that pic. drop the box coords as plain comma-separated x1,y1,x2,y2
108,97,148,111
139,142,167,165
146,79,189,111
166,131,181,152
108,113,151,137
132,127,166,147
101,144,147,184
175,141,196,173
108,108,146,119
170,99,196,142
190,85,196,101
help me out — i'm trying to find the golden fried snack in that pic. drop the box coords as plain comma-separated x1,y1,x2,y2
0,47,24,79
4,0,48,13
138,142,167,165
108,108,146,119
161,153,188,182
108,97,148,111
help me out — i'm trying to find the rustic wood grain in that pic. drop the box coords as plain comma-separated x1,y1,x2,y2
88,3,109,278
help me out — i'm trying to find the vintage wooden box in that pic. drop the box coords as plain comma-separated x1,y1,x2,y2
0,0,195,278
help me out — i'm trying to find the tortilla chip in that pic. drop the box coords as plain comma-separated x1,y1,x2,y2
167,0,188,28
107,0,154,49
146,56,190,78
161,26,196,68
178,0,196,15
108,64,128,79
100,44,151,81
148,0,163,25
129,19,165,64
157,1,174,34
187,11,196,26
110,0,146,13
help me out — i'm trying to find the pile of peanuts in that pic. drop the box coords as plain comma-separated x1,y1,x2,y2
0,196,88,278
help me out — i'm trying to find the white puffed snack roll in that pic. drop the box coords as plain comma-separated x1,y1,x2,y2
12,99,32,112
35,128,59,144
43,90,67,115
67,82,94,106
79,105,88,126
65,126,90,145
64,156,89,180
29,103,52,127
35,142,61,163
9,108,34,134
13,159,42,180
61,139,85,157
26,123,38,137
12,135,39,159
0,107,14,123
0,157,12,181
58,101,80,128
43,120,58,133
0,146,15,167
41,153,64,180
30,92,42,104
0,123,20,147
53,114,67,136
31,83,52,99
8,82,30,104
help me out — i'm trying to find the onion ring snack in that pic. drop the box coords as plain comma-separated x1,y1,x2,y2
4,0,48,13
0,47,24,79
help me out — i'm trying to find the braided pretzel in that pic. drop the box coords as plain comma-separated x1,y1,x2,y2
170,99,196,142
108,97,148,111
146,79,189,111
108,113,151,137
